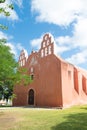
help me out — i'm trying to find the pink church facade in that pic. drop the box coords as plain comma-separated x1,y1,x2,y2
13,33,87,108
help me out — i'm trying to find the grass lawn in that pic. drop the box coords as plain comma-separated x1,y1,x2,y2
0,105,87,130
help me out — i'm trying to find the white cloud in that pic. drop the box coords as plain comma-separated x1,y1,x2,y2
55,36,71,46
72,18,87,49
66,50,87,65
0,31,8,39
56,18,87,65
0,31,13,40
31,0,87,66
54,43,70,55
30,36,42,50
54,36,72,55
31,0,87,26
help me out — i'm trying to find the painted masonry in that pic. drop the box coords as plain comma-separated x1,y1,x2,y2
13,33,87,108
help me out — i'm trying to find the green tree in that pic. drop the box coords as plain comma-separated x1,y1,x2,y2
0,40,31,102
0,40,16,101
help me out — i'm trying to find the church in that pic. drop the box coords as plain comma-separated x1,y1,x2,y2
13,33,87,108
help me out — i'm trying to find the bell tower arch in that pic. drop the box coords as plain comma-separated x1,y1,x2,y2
39,33,54,58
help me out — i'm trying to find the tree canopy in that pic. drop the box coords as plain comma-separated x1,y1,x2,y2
0,40,31,101
0,40,17,100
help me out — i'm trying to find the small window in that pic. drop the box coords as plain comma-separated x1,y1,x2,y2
31,75,34,80
31,67,34,73
74,68,79,93
82,76,86,94
47,40,49,45
41,49,44,57
45,47,47,56
49,46,51,54
68,71,71,79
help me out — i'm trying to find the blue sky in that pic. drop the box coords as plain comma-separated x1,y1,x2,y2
0,0,87,70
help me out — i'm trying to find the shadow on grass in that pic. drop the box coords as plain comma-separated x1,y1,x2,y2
51,112,87,130
80,106,87,111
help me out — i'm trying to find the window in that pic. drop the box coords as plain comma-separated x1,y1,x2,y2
82,76,86,94
41,49,44,57
31,67,34,73
74,68,79,93
45,47,47,56
68,71,71,79
31,75,34,80
49,46,51,54
47,40,49,45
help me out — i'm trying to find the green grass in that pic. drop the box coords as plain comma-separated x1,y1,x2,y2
0,105,87,130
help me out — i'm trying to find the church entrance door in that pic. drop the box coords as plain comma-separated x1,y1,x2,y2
28,89,34,105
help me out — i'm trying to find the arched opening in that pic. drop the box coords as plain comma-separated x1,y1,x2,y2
28,89,34,105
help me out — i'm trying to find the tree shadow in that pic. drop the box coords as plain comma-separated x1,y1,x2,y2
51,112,87,130
79,106,87,111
